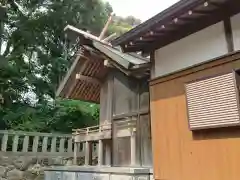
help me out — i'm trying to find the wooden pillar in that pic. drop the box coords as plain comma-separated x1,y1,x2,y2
32,136,39,152
105,140,111,166
73,142,79,165
42,136,48,152
59,138,65,153
22,136,29,152
98,139,103,166
130,131,136,166
12,135,19,152
67,138,73,153
50,137,57,152
85,141,90,165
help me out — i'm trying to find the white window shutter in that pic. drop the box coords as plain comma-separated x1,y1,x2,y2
185,71,240,130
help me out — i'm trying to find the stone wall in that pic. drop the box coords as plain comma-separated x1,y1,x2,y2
0,156,75,180
0,130,98,180
0,130,77,180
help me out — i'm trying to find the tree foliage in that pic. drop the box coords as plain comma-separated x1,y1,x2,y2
107,15,141,37
0,0,109,132
0,0,139,133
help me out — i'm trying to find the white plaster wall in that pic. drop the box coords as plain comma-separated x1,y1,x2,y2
154,22,228,77
231,12,240,51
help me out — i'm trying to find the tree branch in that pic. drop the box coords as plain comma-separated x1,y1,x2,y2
8,0,26,17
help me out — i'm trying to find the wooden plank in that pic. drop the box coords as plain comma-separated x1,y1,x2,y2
1,134,8,152
99,13,114,40
64,25,104,44
150,57,240,180
65,58,89,98
56,54,81,97
76,74,101,85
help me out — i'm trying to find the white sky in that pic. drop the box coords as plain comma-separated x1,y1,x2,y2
104,0,180,22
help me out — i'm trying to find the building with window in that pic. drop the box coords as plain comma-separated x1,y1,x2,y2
112,0,240,180
46,0,240,180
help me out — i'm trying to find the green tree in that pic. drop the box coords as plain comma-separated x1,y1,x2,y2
0,0,111,132
107,15,141,37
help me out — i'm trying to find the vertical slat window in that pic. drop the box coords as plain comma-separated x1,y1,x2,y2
185,72,240,130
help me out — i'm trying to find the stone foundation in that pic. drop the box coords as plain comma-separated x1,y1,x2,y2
45,166,153,180
0,156,76,180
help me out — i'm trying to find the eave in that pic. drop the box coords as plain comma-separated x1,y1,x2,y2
56,47,107,103
111,0,240,53
56,26,150,103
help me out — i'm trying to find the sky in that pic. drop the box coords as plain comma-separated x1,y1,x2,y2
104,0,180,22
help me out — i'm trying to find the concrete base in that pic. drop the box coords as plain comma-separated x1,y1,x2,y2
44,166,153,180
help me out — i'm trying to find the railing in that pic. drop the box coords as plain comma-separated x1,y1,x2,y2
73,123,111,142
0,130,96,158
72,123,112,166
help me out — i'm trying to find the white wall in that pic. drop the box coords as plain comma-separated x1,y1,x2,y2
154,22,228,78
231,12,240,51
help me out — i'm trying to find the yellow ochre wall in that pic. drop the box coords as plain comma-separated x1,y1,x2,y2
150,52,240,180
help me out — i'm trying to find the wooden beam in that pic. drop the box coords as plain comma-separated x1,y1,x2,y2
104,59,114,68
223,18,234,53
56,50,88,97
103,33,117,42
65,57,89,98
135,38,155,43
99,13,115,40
150,51,155,78
124,1,240,53
76,74,101,85
193,9,213,15
210,2,223,8
111,0,208,46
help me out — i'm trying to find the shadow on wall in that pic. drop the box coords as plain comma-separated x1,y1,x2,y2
192,126,240,140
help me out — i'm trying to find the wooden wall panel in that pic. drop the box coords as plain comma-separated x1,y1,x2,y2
150,53,240,180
